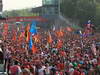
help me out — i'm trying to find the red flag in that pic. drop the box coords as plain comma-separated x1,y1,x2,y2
4,24,8,31
3,24,8,39
56,29,64,38
66,27,73,32
12,35,16,41
57,40,63,48
32,45,37,54
26,24,30,31
47,32,53,43
33,34,40,43
18,32,25,42
12,30,17,41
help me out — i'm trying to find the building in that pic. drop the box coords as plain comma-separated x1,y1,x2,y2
31,7,42,16
42,0,59,15
31,0,60,16
31,0,60,29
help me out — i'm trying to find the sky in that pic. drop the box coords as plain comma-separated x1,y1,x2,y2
3,0,42,11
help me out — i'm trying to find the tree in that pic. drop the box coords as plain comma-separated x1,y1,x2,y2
3,8,39,17
61,0,96,26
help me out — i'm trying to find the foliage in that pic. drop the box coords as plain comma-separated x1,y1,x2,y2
95,2,100,31
3,8,39,17
61,0,96,25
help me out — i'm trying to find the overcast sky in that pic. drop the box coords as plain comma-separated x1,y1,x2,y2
3,0,42,11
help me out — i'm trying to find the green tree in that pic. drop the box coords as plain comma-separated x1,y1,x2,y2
61,0,96,26
3,8,39,17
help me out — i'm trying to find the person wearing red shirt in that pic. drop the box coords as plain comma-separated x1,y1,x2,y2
73,69,80,75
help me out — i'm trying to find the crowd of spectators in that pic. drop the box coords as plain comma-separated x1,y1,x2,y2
0,28,100,75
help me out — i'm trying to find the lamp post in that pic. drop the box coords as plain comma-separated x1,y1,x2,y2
58,0,61,16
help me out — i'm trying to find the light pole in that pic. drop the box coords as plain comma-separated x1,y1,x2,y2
58,0,61,16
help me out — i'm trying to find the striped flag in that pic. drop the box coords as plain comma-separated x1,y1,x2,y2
25,24,30,42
